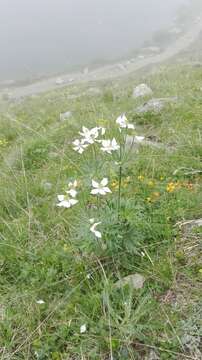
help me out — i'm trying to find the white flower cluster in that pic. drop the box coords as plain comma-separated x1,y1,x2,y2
116,114,135,131
58,114,141,239
72,123,121,155
57,180,78,208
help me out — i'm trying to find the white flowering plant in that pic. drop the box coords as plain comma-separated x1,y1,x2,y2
57,114,142,252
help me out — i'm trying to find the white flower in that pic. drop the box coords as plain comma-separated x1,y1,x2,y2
80,324,87,333
72,139,88,154
36,299,45,304
89,219,102,238
100,138,120,154
91,178,111,196
66,180,78,198
116,114,135,130
97,126,106,136
79,126,99,144
57,195,78,208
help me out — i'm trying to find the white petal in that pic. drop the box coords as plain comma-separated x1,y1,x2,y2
101,140,109,147
91,189,99,195
103,187,111,193
90,222,102,238
57,200,71,208
94,230,102,238
98,188,107,195
89,218,95,224
101,127,106,135
67,189,77,198
36,299,45,304
58,195,64,201
72,139,80,146
101,178,108,186
69,199,78,206
92,180,99,188
80,324,87,333
128,123,135,129
93,222,102,227
73,180,78,187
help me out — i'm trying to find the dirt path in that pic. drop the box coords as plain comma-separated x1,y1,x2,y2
1,18,202,100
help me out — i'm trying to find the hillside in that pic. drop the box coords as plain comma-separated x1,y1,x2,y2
0,62,201,359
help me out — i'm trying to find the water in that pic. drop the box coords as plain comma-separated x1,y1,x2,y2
0,0,188,81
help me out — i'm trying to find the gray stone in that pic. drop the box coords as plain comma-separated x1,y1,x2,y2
144,350,160,360
126,135,175,152
55,78,65,85
133,84,153,98
135,97,178,114
117,63,126,71
59,111,72,121
115,273,145,290
136,99,165,113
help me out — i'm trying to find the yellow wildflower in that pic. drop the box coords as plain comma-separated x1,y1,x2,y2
148,180,155,187
138,175,144,181
166,182,176,193
111,180,119,190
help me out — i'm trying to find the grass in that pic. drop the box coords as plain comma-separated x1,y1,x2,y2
0,63,201,359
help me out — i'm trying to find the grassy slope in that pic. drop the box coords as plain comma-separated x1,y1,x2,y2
0,64,201,359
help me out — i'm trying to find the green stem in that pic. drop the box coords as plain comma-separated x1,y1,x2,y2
118,164,122,220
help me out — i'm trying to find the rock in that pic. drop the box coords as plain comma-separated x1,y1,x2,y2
126,135,175,152
144,350,160,360
135,97,178,114
59,111,72,121
115,273,145,290
136,99,165,113
133,84,153,98
117,63,126,71
176,219,202,232
55,78,65,85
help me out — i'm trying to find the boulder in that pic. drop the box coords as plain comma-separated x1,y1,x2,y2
135,97,178,114
115,273,145,290
136,98,165,113
133,84,153,98
55,78,65,85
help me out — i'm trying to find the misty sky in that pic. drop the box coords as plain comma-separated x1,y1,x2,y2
0,0,188,81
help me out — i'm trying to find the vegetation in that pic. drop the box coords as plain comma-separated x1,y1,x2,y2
0,64,201,359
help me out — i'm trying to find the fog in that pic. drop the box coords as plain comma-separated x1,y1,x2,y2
0,0,189,81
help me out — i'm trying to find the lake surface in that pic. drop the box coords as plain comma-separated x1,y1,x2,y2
0,0,188,81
